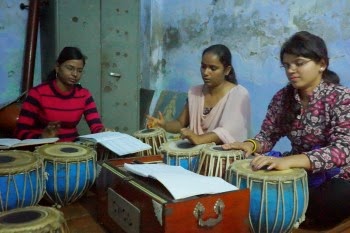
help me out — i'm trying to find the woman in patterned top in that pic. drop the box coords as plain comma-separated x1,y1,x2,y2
223,31,350,228
15,47,107,142
146,44,251,145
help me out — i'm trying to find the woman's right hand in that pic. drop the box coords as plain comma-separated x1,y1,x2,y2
146,111,165,128
41,121,61,138
222,141,255,158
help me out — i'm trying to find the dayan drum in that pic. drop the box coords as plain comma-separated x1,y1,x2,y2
228,159,308,233
35,142,97,206
197,144,244,179
0,150,45,212
159,139,209,172
0,206,69,233
133,128,167,156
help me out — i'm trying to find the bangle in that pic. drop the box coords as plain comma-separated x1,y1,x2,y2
244,139,257,153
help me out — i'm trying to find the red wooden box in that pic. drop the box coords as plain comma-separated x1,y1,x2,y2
96,155,250,233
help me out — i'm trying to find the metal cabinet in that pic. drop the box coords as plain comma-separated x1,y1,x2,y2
40,0,141,134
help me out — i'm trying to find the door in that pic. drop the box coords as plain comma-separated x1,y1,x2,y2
101,0,141,134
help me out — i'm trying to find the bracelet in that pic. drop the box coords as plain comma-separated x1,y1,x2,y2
244,139,257,153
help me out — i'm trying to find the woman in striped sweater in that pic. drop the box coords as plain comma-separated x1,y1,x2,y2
15,47,106,142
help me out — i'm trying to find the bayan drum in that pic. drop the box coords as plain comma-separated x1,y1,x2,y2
0,150,45,212
133,128,167,156
159,139,209,172
197,144,244,179
0,206,69,232
35,142,97,206
228,159,308,233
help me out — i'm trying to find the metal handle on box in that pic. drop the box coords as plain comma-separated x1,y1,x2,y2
193,199,225,228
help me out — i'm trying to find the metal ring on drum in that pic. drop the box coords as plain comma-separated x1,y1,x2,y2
227,159,309,233
0,205,69,232
159,139,210,172
133,128,167,156
34,142,97,206
197,144,244,180
0,150,45,212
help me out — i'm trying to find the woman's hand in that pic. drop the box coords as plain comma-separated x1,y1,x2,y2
146,111,165,128
42,121,61,138
222,141,255,158
250,154,292,171
100,127,115,132
180,128,200,145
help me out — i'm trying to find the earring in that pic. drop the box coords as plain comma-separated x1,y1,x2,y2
56,72,58,78
320,67,324,71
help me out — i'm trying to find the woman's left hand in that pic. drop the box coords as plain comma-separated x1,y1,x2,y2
100,127,115,132
250,154,291,171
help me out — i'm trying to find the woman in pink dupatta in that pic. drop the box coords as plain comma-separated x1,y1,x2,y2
147,44,251,145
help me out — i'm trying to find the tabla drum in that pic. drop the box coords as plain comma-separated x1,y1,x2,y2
159,139,209,172
227,159,308,233
77,140,111,161
133,128,167,156
0,150,45,212
197,144,244,180
0,206,69,232
34,142,97,206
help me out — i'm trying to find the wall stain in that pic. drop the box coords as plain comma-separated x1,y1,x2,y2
163,26,180,49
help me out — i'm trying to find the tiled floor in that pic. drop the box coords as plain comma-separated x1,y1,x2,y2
38,190,350,233
39,191,108,233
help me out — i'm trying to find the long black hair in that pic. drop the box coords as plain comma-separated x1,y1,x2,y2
46,47,86,81
280,31,339,84
202,44,238,84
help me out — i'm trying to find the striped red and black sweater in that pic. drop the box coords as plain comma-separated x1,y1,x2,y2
15,79,104,142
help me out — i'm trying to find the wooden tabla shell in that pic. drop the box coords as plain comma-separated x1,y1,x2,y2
159,139,210,172
133,128,167,156
34,142,96,206
197,144,244,180
227,159,308,233
0,206,69,232
0,150,45,212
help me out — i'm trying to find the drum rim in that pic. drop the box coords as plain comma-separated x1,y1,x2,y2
0,206,66,231
34,142,96,162
200,144,244,155
159,140,210,155
0,150,43,174
230,159,307,181
133,127,166,138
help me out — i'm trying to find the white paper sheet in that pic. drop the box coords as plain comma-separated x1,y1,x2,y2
124,163,238,200
0,137,59,149
79,132,151,156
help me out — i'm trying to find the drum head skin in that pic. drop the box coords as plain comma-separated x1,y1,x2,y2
0,150,43,175
231,159,306,181
35,142,96,162
133,128,166,138
0,206,68,232
160,140,209,155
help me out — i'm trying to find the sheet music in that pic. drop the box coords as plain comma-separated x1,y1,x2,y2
0,137,59,149
124,163,238,200
79,132,151,156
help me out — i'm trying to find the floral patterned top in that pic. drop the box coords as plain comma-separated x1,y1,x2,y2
254,80,350,180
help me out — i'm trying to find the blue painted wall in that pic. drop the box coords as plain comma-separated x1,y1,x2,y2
146,0,350,151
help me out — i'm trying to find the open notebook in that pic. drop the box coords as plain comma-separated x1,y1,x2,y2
78,132,151,156
0,138,59,149
124,163,238,200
